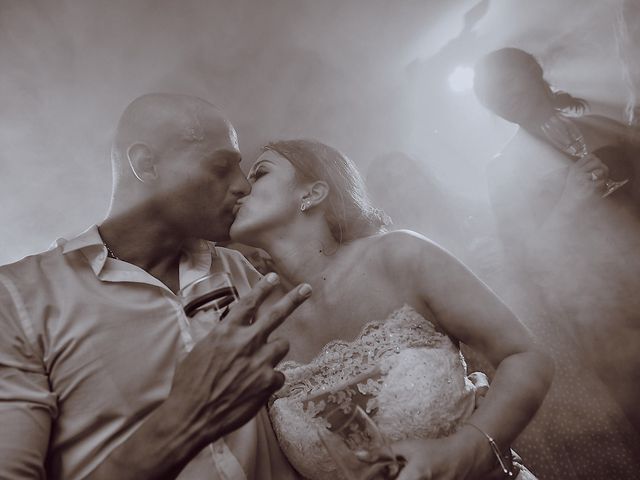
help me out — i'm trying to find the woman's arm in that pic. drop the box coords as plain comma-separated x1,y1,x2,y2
380,230,553,478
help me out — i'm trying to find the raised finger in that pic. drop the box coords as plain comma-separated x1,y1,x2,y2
252,283,312,337
226,272,281,326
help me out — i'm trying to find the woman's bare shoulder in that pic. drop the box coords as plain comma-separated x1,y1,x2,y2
368,229,431,246
363,230,450,270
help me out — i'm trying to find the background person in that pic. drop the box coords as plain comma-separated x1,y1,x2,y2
474,47,640,478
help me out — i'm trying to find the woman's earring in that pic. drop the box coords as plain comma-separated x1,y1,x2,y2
300,200,311,212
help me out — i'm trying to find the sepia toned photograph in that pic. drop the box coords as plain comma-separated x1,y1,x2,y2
1,1,639,478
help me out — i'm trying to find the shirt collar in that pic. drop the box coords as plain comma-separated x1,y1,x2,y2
178,238,217,288
58,225,218,285
57,225,109,275
60,224,105,254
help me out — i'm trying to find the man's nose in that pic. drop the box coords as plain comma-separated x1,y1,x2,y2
231,171,251,197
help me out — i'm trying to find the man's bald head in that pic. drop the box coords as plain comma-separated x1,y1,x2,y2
105,93,249,241
110,93,237,187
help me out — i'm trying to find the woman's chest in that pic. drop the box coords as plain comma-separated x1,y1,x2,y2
279,266,420,363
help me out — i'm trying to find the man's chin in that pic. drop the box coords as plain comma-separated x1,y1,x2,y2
202,219,233,244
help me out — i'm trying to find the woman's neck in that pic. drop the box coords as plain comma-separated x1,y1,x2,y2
259,224,341,288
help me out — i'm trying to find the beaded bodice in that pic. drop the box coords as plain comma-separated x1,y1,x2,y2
269,304,476,480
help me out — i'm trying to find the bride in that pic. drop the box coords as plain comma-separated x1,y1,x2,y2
229,139,553,479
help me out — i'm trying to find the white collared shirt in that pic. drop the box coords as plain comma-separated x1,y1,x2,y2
0,225,298,480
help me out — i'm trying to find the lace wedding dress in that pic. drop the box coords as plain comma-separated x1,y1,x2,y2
270,304,488,479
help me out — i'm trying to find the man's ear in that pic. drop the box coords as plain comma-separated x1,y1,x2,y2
304,180,330,208
127,143,157,183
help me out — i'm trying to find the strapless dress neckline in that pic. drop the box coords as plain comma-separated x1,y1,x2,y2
269,304,477,480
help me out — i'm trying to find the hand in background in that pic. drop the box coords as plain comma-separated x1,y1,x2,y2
561,153,609,202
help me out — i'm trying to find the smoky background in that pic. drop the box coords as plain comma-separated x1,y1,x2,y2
0,0,633,263
1,0,639,476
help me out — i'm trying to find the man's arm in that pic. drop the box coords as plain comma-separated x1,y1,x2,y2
0,275,56,479
86,274,311,480
0,400,53,478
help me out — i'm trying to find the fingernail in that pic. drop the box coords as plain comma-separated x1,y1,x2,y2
298,284,312,297
266,272,279,284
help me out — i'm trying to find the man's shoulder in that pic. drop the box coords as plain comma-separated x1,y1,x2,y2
2,226,101,278
0,239,93,302
0,248,68,316
0,246,63,281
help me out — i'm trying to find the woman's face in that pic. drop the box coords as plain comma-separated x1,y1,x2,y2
230,149,304,245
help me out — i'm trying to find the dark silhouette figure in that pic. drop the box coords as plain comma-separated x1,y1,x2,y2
474,47,640,479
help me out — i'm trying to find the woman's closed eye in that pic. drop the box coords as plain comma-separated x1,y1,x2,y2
248,167,267,183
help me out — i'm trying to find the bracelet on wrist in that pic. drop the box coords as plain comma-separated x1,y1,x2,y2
465,422,515,478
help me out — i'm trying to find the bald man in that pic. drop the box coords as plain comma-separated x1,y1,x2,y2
0,94,308,479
